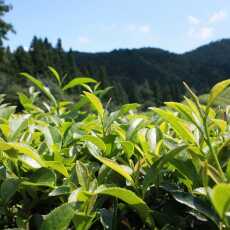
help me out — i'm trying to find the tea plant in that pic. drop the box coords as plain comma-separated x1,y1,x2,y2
0,68,229,229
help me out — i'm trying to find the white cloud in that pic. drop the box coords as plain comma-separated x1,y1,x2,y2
186,11,227,41
188,26,214,40
101,24,118,31
188,16,200,25
127,24,151,33
199,26,214,39
209,10,227,23
78,36,90,44
127,24,137,32
24,46,29,51
139,25,151,33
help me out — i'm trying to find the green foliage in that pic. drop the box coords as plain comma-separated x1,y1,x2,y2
0,1,14,49
211,184,230,220
3,37,230,108
40,203,75,230
0,68,230,229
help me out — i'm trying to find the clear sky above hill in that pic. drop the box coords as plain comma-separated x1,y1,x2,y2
4,0,230,53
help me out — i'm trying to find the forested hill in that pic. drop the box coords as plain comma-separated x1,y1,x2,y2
74,39,230,93
1,37,230,107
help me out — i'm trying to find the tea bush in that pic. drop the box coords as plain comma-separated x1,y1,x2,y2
0,68,230,229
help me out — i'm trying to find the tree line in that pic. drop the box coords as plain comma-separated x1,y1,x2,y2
1,0,230,109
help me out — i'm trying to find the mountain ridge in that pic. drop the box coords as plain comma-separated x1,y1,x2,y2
73,38,230,55
1,37,230,106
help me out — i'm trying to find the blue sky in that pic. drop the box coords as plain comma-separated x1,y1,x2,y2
4,0,230,53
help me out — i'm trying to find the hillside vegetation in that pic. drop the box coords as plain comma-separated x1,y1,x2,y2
1,38,230,107
0,69,230,229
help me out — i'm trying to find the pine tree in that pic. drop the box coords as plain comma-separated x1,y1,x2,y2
14,46,33,72
153,81,163,105
98,66,109,87
0,0,14,60
56,38,63,52
112,81,129,105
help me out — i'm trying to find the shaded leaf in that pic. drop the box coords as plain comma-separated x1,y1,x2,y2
72,212,95,230
40,203,75,230
0,178,19,205
22,168,56,188
95,185,154,227
172,191,219,225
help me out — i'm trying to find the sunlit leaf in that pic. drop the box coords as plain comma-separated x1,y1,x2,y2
20,72,57,107
48,66,61,86
46,161,69,177
63,77,96,90
87,142,134,185
211,183,230,219
120,141,134,159
152,108,195,143
207,79,230,107
84,91,104,118
81,135,106,152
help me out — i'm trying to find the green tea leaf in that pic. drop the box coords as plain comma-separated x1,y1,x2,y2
0,178,19,205
84,91,104,118
63,77,96,90
49,186,70,197
12,142,45,166
87,142,134,185
22,168,56,188
20,72,57,107
72,212,95,230
211,183,230,219
165,102,198,125
169,159,199,186
81,135,106,152
143,145,187,191
100,208,113,230
172,191,219,225
40,203,75,230
226,161,230,181
8,114,30,141
120,141,134,159
76,161,90,190
208,79,230,107
48,66,61,86
0,140,45,167
0,166,6,180
127,118,145,140
35,125,62,154
0,106,16,120
95,185,154,227
46,161,69,177
153,108,195,143
19,155,42,169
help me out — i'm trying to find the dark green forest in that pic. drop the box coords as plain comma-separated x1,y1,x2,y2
0,1,230,108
